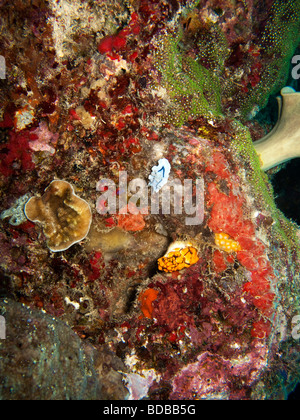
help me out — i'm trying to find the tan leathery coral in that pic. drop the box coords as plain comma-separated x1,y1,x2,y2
254,87,300,171
24,180,92,252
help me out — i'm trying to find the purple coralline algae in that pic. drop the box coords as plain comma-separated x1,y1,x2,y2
0,0,300,400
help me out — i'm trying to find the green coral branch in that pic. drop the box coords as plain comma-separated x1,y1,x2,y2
241,0,300,118
153,29,223,126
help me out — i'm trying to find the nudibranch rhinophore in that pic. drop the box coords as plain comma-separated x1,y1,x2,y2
254,87,300,171
158,241,199,272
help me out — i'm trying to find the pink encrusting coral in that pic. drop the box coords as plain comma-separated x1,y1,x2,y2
206,154,276,336
170,348,268,400
117,204,146,232
28,121,58,155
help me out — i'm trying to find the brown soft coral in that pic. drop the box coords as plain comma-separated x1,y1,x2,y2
24,180,92,252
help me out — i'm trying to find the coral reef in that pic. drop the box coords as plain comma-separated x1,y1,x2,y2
0,0,300,401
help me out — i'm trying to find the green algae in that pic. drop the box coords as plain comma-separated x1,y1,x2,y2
153,28,224,126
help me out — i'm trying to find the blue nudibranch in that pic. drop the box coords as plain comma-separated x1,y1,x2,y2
148,158,171,193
